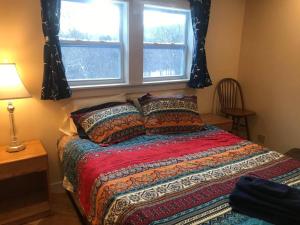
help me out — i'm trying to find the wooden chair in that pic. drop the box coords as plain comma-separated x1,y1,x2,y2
216,78,255,140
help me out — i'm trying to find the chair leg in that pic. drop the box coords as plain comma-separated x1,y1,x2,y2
245,116,250,140
236,117,241,137
231,116,236,134
231,117,234,132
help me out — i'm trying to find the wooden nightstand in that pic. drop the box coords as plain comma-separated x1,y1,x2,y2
202,113,233,131
0,140,51,225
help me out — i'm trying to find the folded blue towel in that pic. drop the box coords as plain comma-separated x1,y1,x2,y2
229,176,300,225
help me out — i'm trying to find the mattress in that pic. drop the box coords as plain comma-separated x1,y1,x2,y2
58,126,300,225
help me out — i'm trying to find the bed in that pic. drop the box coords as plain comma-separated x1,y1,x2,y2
58,125,300,225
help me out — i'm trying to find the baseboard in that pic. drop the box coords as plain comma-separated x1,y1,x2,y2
50,181,65,193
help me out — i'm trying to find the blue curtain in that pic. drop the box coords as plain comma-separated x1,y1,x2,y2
188,0,212,88
40,0,71,100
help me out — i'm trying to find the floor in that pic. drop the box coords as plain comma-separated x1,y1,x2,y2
26,193,82,225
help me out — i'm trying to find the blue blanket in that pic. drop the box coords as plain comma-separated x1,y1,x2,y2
229,176,300,225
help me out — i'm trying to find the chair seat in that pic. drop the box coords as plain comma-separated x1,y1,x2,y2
222,108,255,117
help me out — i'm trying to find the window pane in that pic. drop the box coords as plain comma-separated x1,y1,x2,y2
144,7,187,44
61,46,121,80
60,1,120,42
143,47,185,78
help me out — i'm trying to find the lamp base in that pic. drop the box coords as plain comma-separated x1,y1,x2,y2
6,102,26,153
7,142,26,153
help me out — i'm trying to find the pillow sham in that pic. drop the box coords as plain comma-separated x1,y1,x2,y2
60,94,127,137
71,102,125,139
138,93,204,135
72,102,145,145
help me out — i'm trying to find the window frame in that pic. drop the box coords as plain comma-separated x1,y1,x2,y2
59,0,192,89
59,0,127,87
143,5,190,82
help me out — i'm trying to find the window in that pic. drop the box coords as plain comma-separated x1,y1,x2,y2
59,0,192,88
59,0,127,86
143,6,189,81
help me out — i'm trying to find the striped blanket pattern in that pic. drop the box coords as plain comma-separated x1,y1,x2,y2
59,126,300,225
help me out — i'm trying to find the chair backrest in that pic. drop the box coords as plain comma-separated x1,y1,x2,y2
216,78,245,111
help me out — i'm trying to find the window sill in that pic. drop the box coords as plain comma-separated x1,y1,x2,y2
70,79,190,98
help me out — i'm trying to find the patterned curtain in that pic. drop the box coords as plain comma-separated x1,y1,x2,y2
188,0,212,88
40,0,71,100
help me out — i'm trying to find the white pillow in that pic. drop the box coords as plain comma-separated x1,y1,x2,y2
59,115,77,136
59,94,127,136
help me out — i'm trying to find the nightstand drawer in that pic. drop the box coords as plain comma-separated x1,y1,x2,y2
0,156,48,180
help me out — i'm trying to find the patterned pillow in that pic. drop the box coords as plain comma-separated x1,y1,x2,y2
138,94,204,134
71,102,125,139
72,102,145,145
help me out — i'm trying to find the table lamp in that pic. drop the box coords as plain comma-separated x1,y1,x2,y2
0,63,31,152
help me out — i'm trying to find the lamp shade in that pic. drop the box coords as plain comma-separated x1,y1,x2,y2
0,63,31,100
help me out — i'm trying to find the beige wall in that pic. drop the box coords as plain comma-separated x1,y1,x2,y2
238,0,300,152
0,0,246,185
197,0,246,112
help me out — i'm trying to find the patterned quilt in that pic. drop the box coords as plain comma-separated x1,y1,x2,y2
58,126,300,225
